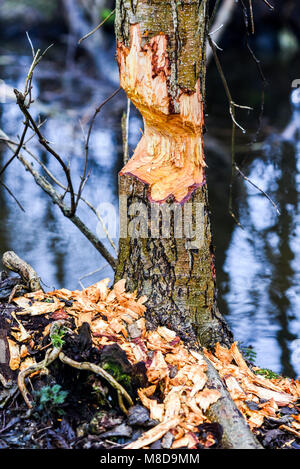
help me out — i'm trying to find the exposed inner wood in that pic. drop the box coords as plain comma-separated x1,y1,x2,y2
117,24,206,203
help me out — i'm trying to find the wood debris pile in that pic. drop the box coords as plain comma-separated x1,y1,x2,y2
4,279,300,449
204,343,300,440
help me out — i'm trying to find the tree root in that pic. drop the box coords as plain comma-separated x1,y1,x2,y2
17,346,61,408
2,251,42,292
17,321,133,414
58,352,134,413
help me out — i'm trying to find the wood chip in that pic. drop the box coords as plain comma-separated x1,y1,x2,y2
124,417,180,449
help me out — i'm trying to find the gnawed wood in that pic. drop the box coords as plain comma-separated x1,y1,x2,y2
117,24,205,203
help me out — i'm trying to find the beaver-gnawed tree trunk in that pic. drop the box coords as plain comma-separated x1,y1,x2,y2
114,0,232,348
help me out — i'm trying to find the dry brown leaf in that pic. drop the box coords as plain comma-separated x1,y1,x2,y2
20,345,28,359
189,349,207,366
187,397,205,418
47,288,75,300
130,343,147,362
292,420,300,430
165,347,192,367
230,342,253,374
23,290,45,300
19,356,36,371
137,389,153,409
83,279,110,303
157,326,178,342
113,279,126,295
258,399,278,417
280,424,300,439
139,385,157,397
247,410,265,428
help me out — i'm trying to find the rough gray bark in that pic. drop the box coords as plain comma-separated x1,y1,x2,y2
116,174,233,348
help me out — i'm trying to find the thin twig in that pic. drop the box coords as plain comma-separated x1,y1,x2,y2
14,150,117,268
78,264,109,289
78,9,116,44
238,0,268,151
26,31,35,58
0,129,118,256
207,0,236,64
249,0,255,34
18,345,62,408
0,119,29,176
235,164,280,215
0,181,25,212
76,87,121,211
208,34,278,226
261,0,274,10
14,89,76,216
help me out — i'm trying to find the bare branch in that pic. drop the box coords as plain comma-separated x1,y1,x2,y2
14,89,76,216
78,9,115,44
261,0,274,10
0,181,25,212
235,164,280,215
76,87,121,211
0,119,29,176
208,34,278,226
207,0,236,64
0,128,117,269
0,132,118,254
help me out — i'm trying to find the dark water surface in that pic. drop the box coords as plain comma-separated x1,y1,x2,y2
1,38,300,377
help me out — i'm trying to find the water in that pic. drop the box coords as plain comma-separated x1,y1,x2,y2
0,38,300,377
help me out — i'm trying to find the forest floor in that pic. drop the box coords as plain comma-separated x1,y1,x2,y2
0,273,300,450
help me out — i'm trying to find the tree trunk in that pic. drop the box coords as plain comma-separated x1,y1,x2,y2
114,0,232,348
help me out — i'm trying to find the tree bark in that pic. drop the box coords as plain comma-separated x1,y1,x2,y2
114,0,232,348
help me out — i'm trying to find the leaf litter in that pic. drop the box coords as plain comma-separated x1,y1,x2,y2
1,278,300,449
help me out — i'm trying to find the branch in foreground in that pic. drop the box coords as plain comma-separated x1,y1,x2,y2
0,128,117,270
2,251,42,292
14,89,76,216
0,134,117,254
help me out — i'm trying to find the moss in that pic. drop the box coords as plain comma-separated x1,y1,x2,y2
254,368,281,380
102,361,132,390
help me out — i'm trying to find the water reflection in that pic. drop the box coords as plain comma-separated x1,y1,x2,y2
224,96,300,376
